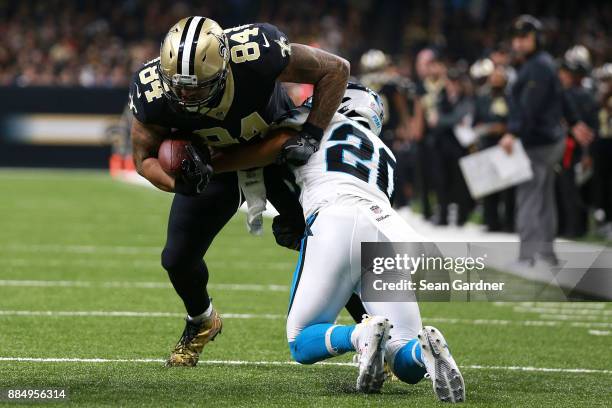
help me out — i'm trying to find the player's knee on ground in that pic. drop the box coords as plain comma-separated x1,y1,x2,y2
288,324,355,365
287,327,319,365
288,341,316,365
386,338,426,384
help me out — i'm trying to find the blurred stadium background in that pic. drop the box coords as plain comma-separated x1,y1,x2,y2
1,0,611,240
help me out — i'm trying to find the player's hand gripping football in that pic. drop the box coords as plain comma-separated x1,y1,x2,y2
174,144,213,196
276,123,322,166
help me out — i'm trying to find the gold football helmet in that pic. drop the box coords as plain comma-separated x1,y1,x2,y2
158,17,229,113
359,49,390,74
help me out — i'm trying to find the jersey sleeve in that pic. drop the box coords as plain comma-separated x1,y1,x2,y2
231,23,291,80
128,73,148,123
128,62,166,125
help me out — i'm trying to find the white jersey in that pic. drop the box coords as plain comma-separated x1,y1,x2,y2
276,108,396,218
280,109,425,369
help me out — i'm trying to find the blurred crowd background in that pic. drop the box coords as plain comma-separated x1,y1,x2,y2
1,0,611,240
2,0,611,87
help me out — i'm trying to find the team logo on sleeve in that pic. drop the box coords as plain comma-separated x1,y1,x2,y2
275,37,291,57
129,88,138,114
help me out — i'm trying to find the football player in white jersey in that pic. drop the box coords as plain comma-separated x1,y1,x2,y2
211,83,465,402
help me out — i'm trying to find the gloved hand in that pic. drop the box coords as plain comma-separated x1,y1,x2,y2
272,214,306,251
174,144,213,196
276,122,323,166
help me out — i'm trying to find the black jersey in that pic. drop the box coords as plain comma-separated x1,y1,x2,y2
474,93,509,126
128,23,294,147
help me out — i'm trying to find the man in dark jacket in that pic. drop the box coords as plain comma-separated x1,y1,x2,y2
499,15,592,265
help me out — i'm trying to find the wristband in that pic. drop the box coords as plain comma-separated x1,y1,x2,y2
302,122,324,142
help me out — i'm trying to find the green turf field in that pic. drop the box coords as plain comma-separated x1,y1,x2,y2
0,169,610,407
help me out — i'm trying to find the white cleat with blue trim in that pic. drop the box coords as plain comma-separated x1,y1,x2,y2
354,315,392,393
418,326,465,403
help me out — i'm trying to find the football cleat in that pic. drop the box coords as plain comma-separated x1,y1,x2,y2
165,309,222,367
383,360,399,381
355,315,392,393
417,326,465,403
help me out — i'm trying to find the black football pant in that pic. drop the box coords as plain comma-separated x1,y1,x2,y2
160,165,367,320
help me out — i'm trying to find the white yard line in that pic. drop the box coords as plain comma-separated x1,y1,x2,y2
0,310,283,319
513,306,612,316
1,244,160,255
424,317,612,329
3,258,293,270
1,310,611,329
1,243,281,256
0,357,609,375
0,310,185,318
498,302,607,310
0,280,289,292
4,258,159,268
4,280,611,306
588,330,611,336
535,314,611,322
459,364,611,375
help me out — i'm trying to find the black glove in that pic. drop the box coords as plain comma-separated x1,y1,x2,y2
272,214,306,251
174,144,213,196
276,122,323,166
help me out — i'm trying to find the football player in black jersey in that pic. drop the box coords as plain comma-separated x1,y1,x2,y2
129,17,350,367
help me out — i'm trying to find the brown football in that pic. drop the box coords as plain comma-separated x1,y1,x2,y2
158,139,191,176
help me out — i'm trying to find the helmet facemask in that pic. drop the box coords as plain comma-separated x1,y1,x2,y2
158,64,228,115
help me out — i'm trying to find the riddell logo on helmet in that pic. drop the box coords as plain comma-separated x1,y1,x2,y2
372,115,382,128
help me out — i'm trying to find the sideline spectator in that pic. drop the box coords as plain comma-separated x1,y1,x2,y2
556,46,599,237
430,67,475,226
500,16,593,265
414,49,445,220
474,66,515,232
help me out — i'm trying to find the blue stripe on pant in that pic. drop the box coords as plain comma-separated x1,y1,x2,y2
287,212,318,313
286,212,358,365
